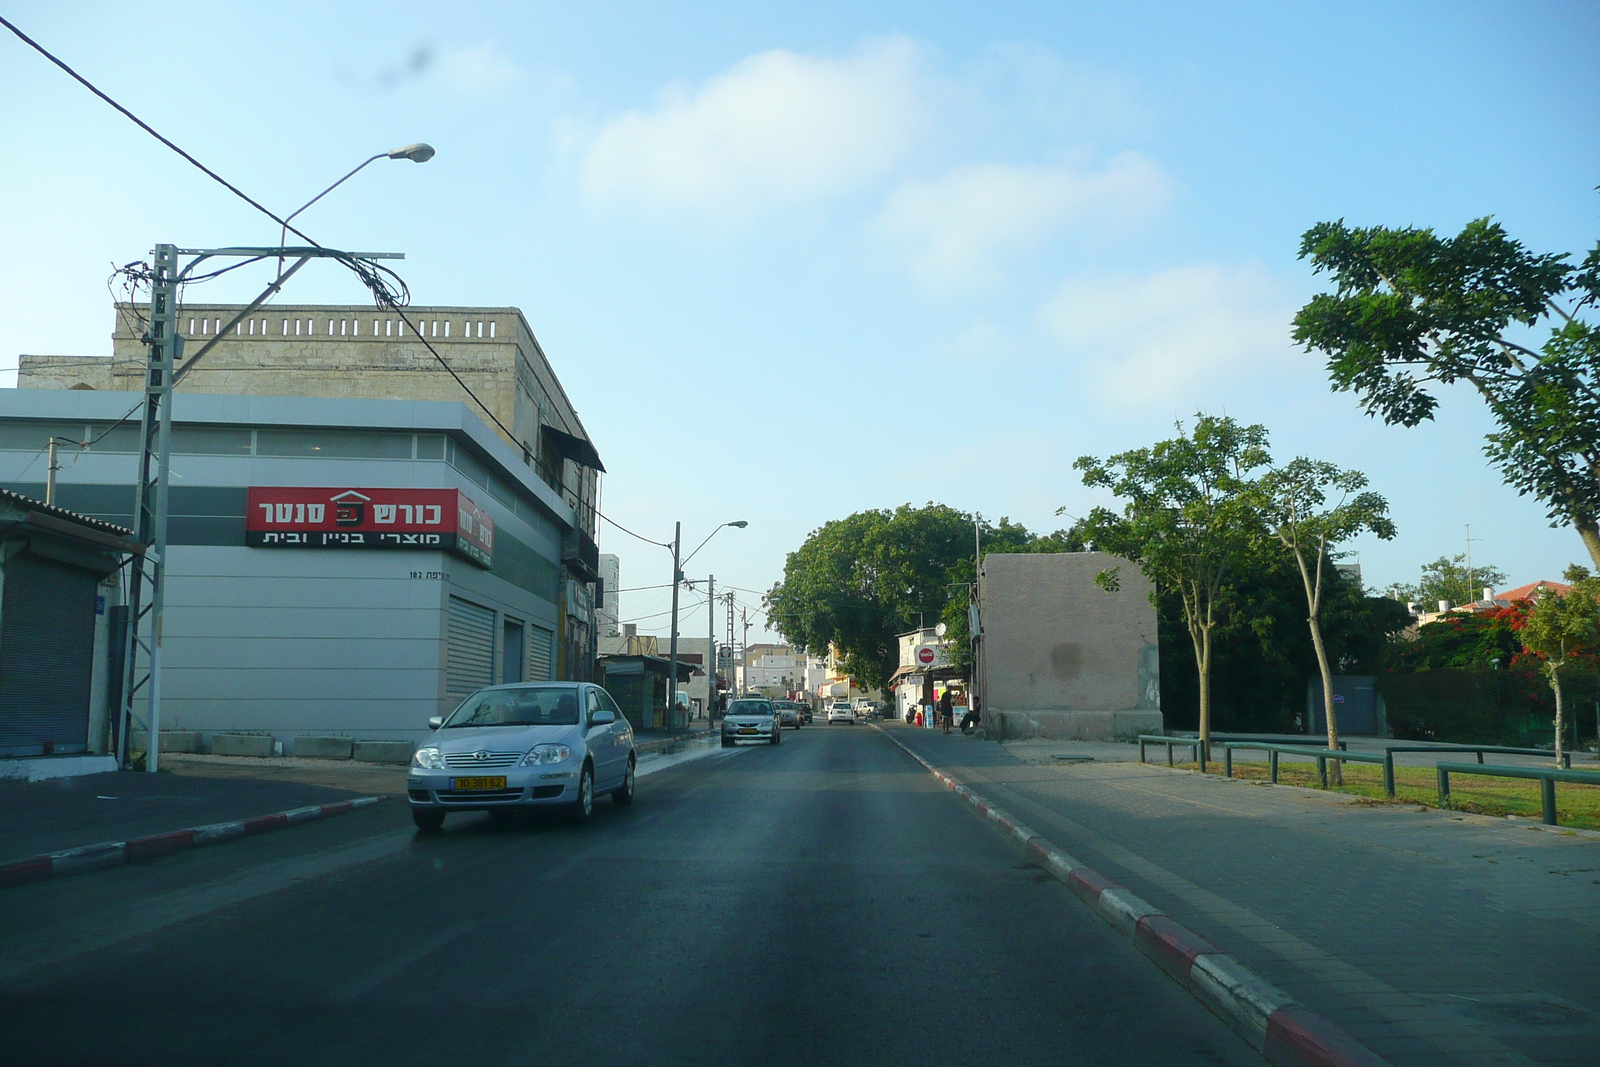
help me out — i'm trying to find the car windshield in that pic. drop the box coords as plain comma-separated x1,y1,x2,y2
443,686,581,728
728,700,772,716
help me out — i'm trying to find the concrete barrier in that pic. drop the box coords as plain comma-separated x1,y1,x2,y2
353,740,414,764
129,730,202,754
211,733,274,758
293,735,353,760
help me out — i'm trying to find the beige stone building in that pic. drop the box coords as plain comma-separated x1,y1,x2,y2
20,303,601,539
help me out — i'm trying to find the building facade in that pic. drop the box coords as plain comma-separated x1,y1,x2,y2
0,389,600,754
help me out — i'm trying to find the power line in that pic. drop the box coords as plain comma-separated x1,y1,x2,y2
0,15,314,246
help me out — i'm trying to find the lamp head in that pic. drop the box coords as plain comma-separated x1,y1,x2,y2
387,143,436,163
727,521,749,528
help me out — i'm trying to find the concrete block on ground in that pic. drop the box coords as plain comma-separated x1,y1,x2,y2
352,740,413,764
293,736,353,760
130,730,201,754
211,733,274,758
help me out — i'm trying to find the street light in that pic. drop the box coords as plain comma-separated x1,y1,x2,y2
276,142,435,275
669,520,747,721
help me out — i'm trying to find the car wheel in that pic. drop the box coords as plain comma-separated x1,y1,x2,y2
612,757,636,806
770,727,781,745
411,808,445,832
569,764,595,824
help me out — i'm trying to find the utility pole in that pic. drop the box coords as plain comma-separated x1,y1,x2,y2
45,438,60,506
667,521,682,722
1465,524,1481,603
119,243,180,773
707,574,716,722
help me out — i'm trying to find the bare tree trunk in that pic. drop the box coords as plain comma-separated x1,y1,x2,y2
1188,616,1211,773
1552,668,1566,767
1308,613,1342,786
1578,519,1600,574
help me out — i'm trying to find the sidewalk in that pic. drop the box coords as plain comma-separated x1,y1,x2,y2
0,765,382,867
883,722,1600,1067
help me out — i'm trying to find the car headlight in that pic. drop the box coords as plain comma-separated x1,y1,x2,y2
521,744,571,767
412,747,444,770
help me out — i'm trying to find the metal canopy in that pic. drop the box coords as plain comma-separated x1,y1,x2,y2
541,425,606,473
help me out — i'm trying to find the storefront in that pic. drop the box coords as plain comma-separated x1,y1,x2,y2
0,390,602,754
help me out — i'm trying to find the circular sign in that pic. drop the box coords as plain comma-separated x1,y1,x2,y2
916,646,936,665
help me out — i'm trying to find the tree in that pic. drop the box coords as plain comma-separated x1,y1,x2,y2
1519,566,1600,765
1075,415,1270,767
765,504,1002,690
1292,216,1600,568
1257,459,1396,769
1385,554,1510,609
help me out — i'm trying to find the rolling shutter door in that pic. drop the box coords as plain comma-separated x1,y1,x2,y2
0,554,96,756
445,596,496,706
527,625,554,682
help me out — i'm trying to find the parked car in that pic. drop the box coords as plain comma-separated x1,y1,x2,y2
773,701,804,729
827,701,856,725
407,681,635,831
723,698,781,746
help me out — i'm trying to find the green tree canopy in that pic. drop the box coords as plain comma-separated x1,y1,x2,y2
1520,565,1600,763
1293,215,1600,567
1384,554,1509,608
1075,415,1271,761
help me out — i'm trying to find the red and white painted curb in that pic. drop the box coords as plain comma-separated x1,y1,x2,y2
0,796,383,891
875,728,1392,1067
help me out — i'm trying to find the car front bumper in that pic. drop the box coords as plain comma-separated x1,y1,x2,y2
722,724,775,743
406,767,580,809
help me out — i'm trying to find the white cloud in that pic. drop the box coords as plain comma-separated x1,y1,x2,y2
1039,264,1299,401
874,153,1170,289
577,37,930,223
442,43,522,93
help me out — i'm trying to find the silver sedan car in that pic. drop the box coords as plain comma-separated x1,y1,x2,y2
721,697,781,746
407,681,635,831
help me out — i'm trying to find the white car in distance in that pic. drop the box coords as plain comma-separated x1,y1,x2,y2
827,701,856,725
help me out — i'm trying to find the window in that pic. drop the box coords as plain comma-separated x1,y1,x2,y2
489,321,497,338
444,321,450,337
281,319,288,336
414,434,446,460
171,426,252,455
255,430,414,459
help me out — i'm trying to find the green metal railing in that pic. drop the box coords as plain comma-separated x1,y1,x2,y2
1137,734,1206,767
1436,762,1600,826
1219,742,1387,790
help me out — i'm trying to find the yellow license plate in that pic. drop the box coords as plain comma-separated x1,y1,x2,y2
450,776,507,790
739,728,756,734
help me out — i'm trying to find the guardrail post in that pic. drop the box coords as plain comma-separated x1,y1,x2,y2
1199,739,1209,771
1139,738,1147,764
1476,750,1485,765
1317,756,1327,789
1383,753,1395,798
1269,750,1279,784
1166,742,1175,768
1224,746,1233,778
1541,778,1558,825
1437,766,1450,806
1561,752,1571,769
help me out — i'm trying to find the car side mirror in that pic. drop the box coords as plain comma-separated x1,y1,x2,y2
427,716,443,729
589,709,616,728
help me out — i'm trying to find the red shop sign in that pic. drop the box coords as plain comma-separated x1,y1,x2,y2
246,487,494,567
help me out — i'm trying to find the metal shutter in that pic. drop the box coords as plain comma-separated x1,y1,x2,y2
445,596,496,706
527,625,554,682
0,554,96,756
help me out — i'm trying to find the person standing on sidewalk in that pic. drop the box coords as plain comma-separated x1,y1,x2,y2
939,689,954,733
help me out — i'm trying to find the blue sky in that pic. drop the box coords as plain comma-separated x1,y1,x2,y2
3,1,1598,640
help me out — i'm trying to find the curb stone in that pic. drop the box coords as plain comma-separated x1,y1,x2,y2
871,726,1392,1067
0,796,383,891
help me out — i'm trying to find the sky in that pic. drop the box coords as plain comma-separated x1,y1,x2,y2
2,1,1598,642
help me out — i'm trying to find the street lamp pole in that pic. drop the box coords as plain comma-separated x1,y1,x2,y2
276,142,434,278
667,520,747,722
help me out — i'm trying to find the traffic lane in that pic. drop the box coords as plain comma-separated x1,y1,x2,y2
0,725,1262,1066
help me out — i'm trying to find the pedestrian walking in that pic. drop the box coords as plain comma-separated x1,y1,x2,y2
939,689,954,733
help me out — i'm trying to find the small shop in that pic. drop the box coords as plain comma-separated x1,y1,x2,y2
597,654,697,731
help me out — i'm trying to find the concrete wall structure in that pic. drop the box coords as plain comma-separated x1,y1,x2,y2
976,552,1161,741
0,390,594,753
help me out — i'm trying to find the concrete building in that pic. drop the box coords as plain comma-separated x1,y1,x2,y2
20,303,601,545
0,388,601,754
887,628,963,720
740,643,808,696
0,490,140,778
974,552,1161,740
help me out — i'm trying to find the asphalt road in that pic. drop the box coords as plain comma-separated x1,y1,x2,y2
0,724,1262,1066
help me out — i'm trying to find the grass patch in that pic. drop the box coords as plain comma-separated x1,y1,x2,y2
1166,758,1600,832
